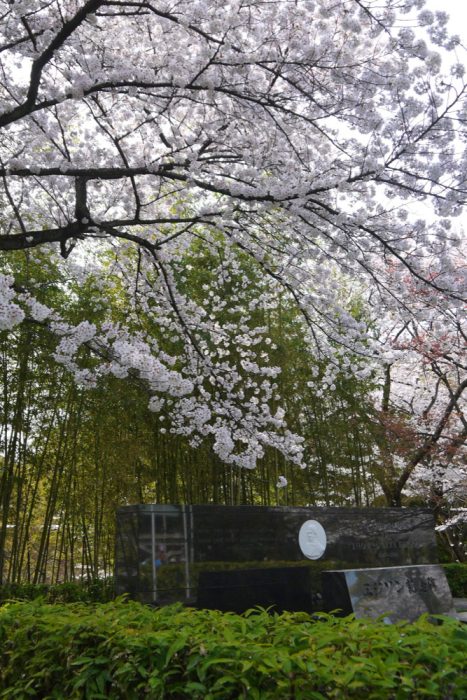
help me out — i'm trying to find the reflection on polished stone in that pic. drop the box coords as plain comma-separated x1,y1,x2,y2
115,504,438,608
322,564,455,622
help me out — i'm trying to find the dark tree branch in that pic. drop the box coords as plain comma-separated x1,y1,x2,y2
0,0,104,128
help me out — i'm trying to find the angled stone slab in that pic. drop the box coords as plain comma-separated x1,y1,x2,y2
322,564,456,623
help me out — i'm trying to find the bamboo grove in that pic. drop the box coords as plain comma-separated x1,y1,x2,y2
0,243,388,584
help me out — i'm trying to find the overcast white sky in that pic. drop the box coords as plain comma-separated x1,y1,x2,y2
426,0,467,47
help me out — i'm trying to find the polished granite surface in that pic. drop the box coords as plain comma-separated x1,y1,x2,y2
197,566,314,613
115,504,438,607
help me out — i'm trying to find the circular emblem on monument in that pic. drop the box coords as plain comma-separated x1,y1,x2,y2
298,520,327,560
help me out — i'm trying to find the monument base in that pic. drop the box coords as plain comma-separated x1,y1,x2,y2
197,566,315,614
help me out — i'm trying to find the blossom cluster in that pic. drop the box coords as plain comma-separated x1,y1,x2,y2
0,0,466,479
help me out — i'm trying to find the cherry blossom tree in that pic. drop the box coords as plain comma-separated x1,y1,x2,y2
369,261,466,543
0,0,466,469
371,315,466,490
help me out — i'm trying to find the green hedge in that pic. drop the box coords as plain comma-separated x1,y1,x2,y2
0,600,466,699
443,564,467,598
0,579,114,605
149,561,467,600
0,563,465,607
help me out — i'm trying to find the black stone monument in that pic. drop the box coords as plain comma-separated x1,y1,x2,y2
115,504,438,611
197,566,314,613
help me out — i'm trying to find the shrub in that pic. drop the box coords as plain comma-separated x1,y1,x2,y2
0,578,114,605
1,562,465,609
443,563,467,598
0,600,466,699
1,563,465,609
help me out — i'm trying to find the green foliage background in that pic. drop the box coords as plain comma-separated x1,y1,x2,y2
0,244,389,585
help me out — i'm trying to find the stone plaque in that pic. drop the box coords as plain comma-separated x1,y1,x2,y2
322,564,456,623
298,520,327,560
